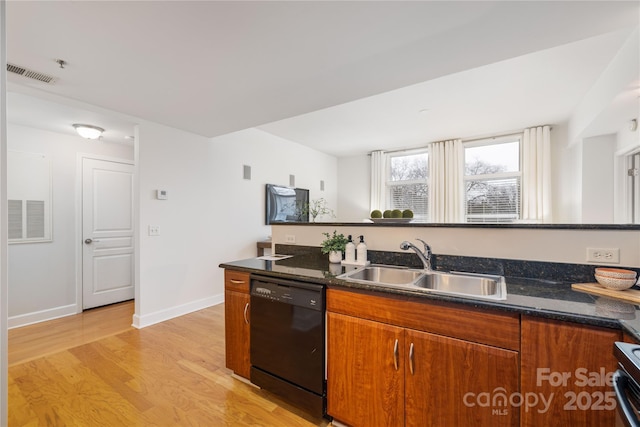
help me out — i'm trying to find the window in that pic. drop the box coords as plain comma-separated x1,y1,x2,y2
464,138,521,223
387,150,428,219
373,134,527,223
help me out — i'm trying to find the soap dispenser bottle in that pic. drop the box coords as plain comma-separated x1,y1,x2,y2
345,235,356,263
356,235,367,264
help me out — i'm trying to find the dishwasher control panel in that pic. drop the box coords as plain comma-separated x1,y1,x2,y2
250,277,324,311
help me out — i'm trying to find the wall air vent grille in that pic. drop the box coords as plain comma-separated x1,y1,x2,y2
6,63,56,84
7,63,26,75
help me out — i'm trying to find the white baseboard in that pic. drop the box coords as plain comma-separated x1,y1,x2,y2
132,293,224,329
9,303,79,329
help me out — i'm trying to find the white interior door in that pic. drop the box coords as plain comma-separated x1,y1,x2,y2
82,158,134,309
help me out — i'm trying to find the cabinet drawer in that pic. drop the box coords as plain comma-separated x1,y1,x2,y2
225,270,250,293
327,288,520,351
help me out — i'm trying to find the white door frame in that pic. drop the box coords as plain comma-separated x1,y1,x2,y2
614,146,640,224
75,153,135,313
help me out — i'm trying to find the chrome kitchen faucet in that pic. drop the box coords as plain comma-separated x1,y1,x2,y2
400,238,432,271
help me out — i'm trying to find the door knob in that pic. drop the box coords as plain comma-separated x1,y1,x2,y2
85,238,93,244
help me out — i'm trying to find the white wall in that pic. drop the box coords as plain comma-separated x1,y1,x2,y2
551,123,581,223
135,125,338,327
135,121,220,327
337,155,369,221
7,124,133,327
582,134,616,223
568,28,639,144
209,127,338,245
271,224,640,268
617,119,640,154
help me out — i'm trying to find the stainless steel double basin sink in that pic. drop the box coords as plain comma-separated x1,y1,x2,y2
337,265,506,300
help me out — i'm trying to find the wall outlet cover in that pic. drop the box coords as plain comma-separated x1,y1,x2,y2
586,247,620,264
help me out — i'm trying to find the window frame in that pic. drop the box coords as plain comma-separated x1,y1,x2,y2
385,148,429,220
463,135,522,223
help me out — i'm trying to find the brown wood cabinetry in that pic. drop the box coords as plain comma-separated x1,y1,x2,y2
327,312,405,426
623,331,639,343
222,268,626,425
224,270,251,379
327,288,520,427
521,315,621,427
406,330,519,426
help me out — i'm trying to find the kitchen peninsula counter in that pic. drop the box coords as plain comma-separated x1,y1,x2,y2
219,251,640,341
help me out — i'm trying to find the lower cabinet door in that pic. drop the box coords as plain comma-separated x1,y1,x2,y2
327,312,405,427
224,290,250,378
521,315,620,427
405,329,520,427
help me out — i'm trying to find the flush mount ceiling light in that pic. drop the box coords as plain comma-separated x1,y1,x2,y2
73,124,104,139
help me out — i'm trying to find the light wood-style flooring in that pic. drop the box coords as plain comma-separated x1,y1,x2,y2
9,301,330,426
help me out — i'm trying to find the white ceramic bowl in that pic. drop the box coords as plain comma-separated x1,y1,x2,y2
595,274,637,290
595,267,637,280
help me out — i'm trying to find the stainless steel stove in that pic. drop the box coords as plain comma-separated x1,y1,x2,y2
614,342,640,427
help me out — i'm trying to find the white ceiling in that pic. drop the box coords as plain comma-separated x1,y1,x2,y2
5,1,640,156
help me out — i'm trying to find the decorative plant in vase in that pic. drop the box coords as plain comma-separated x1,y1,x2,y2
320,230,348,263
303,198,335,222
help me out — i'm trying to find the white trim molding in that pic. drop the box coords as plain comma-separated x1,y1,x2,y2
8,303,77,329
131,293,224,329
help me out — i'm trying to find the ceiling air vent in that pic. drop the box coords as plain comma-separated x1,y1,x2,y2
6,63,56,84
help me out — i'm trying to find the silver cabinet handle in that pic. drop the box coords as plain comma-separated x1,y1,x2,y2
230,279,245,284
243,303,249,324
393,339,399,371
409,342,415,375
84,238,101,244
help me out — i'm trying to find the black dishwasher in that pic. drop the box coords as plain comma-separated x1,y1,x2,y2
250,274,326,417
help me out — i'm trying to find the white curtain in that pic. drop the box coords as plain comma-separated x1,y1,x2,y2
522,125,552,223
370,150,386,212
429,139,463,222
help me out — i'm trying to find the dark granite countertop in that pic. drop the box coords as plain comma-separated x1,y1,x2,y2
270,221,640,230
220,253,640,341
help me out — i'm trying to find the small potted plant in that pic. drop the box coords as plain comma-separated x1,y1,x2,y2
321,230,348,263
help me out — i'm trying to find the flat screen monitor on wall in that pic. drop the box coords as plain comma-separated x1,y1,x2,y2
265,184,309,224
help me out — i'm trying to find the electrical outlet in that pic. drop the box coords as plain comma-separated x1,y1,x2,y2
285,234,296,243
586,247,620,264
148,225,160,236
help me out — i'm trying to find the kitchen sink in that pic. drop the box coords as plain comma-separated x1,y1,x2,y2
343,265,423,285
413,271,505,299
338,265,506,300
